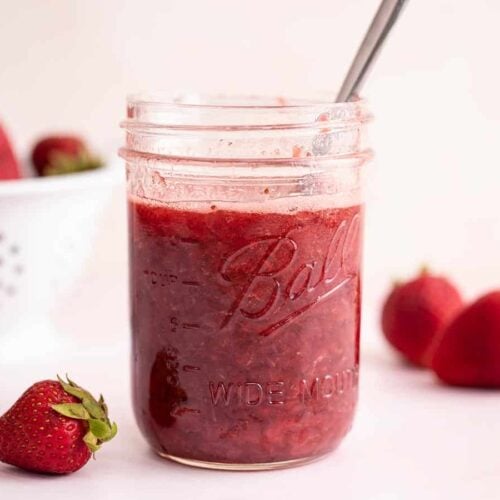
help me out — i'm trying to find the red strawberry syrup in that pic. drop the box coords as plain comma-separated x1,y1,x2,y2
130,196,362,465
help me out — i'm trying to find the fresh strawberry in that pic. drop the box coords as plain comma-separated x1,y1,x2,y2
0,122,22,180
381,269,463,367
431,291,500,387
31,135,102,176
0,376,117,474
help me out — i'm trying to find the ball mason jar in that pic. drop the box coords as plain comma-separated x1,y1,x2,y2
121,94,371,470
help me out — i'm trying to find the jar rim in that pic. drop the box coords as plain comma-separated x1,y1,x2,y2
122,92,371,131
126,92,364,110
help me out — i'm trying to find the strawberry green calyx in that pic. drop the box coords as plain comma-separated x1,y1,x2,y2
52,375,118,454
44,150,103,176
393,265,431,288
419,265,431,276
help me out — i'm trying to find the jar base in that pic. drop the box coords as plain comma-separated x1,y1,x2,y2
157,451,328,471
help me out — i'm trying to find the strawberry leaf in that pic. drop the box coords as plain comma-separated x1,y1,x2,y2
55,374,118,453
52,403,90,420
88,419,111,440
57,375,86,399
45,150,103,176
102,422,118,442
82,397,106,420
83,431,101,453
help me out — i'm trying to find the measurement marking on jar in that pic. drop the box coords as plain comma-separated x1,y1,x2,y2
182,323,201,330
181,280,202,287
179,237,201,245
143,270,178,286
143,270,202,289
183,365,201,372
164,236,201,247
172,406,201,416
169,318,203,333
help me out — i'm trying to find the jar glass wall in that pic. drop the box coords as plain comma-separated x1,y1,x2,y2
121,94,371,470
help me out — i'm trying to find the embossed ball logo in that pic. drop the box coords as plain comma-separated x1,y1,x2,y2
219,214,361,336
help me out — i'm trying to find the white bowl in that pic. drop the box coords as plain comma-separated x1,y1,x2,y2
0,163,122,360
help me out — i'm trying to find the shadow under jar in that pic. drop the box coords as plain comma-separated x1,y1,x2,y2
121,93,372,470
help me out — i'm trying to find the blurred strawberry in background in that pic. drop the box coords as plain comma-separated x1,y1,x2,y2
31,135,103,176
0,122,21,180
381,269,463,367
382,268,500,389
0,123,103,180
431,291,500,388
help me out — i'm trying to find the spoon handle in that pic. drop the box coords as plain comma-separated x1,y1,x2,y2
336,0,409,103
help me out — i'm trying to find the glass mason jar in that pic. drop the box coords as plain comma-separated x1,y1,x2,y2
121,93,371,470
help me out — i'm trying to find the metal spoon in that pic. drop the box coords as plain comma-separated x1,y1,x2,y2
336,0,410,102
